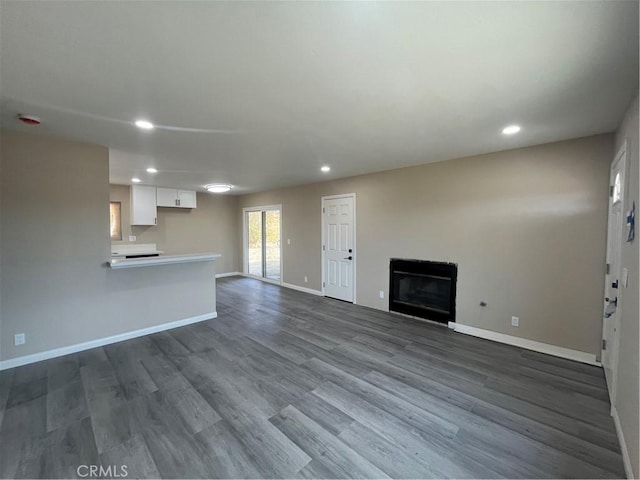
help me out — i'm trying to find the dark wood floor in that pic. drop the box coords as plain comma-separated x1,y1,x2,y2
0,276,625,479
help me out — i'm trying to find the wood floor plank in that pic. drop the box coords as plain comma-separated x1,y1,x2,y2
46,380,89,432
207,401,311,478
80,360,126,416
90,399,137,455
149,330,192,362
470,401,626,477
76,348,108,368
139,351,183,387
295,458,341,479
279,321,342,350
196,420,263,479
126,392,215,478
0,396,47,479
5,374,47,409
270,405,389,479
364,370,620,460
13,416,99,480
104,352,158,402
99,434,160,479
46,355,80,392
313,381,472,478
155,380,222,434
291,391,355,436
0,369,15,428
305,358,459,447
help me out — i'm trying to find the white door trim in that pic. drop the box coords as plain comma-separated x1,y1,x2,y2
601,141,627,405
242,204,283,285
321,193,357,303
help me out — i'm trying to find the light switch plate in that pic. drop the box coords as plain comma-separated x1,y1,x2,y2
622,268,629,287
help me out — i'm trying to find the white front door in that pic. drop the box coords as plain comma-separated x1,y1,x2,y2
322,194,355,302
601,144,626,399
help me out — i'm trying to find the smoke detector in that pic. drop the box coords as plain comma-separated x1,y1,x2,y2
17,114,41,126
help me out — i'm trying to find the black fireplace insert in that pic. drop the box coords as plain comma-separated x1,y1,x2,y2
389,258,457,324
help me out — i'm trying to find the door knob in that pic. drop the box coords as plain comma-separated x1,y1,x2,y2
343,256,353,260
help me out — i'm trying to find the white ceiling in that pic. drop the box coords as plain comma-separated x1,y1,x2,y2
1,1,638,194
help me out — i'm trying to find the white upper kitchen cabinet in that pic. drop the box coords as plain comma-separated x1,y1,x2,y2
156,187,197,208
178,189,197,208
130,185,157,225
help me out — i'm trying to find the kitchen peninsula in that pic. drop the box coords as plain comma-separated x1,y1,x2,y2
97,249,222,356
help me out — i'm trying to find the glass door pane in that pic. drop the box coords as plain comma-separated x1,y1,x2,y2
265,210,281,280
247,211,263,277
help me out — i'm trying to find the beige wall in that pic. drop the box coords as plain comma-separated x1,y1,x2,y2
238,134,613,355
612,93,639,478
110,184,240,274
0,130,216,362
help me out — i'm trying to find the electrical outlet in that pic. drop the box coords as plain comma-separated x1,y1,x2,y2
511,316,519,327
379,290,385,299
287,239,291,245
304,276,308,283
129,235,136,242
14,333,25,346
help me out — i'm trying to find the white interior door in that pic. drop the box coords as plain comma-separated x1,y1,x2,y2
323,195,355,302
601,144,626,399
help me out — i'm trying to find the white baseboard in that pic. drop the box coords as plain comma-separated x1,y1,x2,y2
450,323,601,366
216,271,242,278
235,274,323,296
612,405,635,479
0,312,217,371
282,282,323,296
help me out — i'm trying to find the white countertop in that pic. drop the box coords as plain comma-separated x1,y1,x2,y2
108,253,221,269
111,243,164,258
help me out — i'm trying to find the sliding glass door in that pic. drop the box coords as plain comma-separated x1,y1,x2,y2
244,206,281,281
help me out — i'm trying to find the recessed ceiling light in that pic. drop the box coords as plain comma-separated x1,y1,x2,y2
205,184,232,193
502,125,521,135
146,167,158,173
135,120,154,130
321,165,331,173
131,177,141,183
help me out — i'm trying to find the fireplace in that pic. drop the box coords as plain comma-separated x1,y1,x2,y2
389,258,457,324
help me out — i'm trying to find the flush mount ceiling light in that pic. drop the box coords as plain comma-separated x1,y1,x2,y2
131,177,141,183
17,114,41,126
502,125,521,135
321,165,331,173
146,167,158,173
205,184,232,193
135,119,154,130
